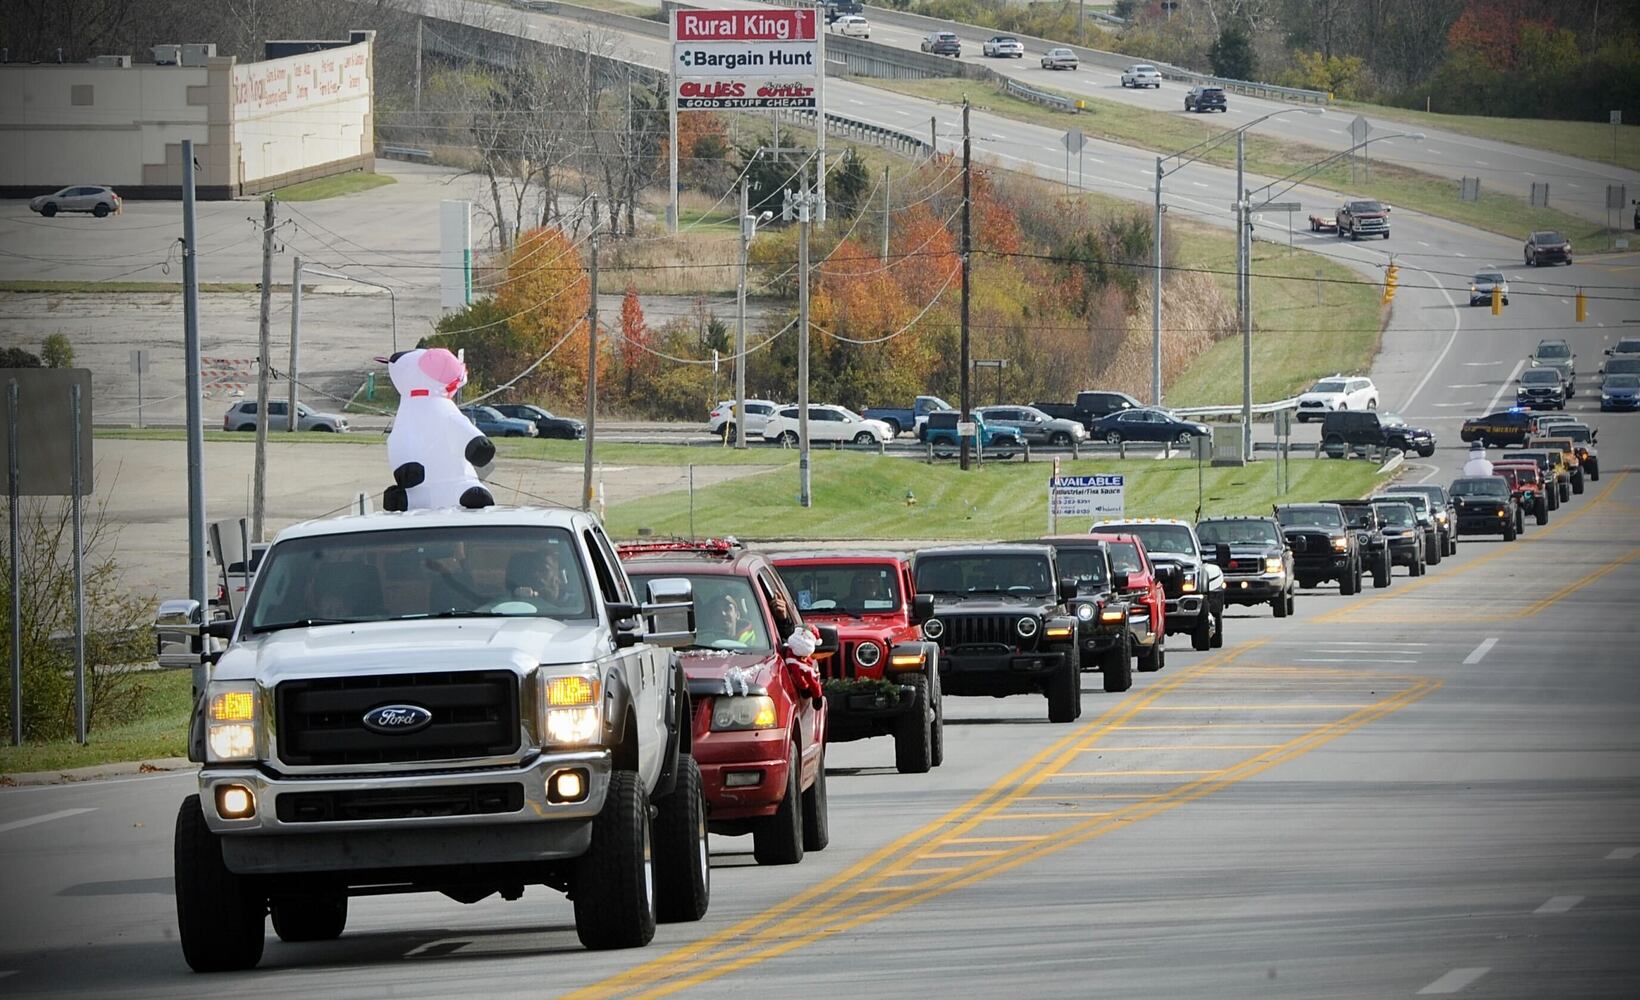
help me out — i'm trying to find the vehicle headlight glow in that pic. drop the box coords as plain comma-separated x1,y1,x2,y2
1264,557,1284,574
545,706,600,745
1076,604,1095,621
537,670,603,746
922,618,944,640
208,724,256,761
711,696,778,731
1181,577,1198,593
1016,617,1039,638
854,641,882,668
1331,536,1349,552
205,684,259,762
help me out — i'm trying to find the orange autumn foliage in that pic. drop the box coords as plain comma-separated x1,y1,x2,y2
493,226,603,405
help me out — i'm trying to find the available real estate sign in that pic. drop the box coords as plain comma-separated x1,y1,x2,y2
671,9,819,110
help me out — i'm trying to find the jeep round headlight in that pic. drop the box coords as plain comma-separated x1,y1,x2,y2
1076,604,1095,621
854,641,882,668
922,618,944,640
1016,617,1038,638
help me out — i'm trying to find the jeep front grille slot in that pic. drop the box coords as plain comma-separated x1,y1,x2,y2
828,642,858,681
277,670,519,766
945,614,1037,651
275,782,525,823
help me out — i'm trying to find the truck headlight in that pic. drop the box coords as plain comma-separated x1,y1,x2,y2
205,685,260,762
1331,536,1349,552
1264,557,1284,574
538,671,602,747
1076,604,1095,621
1181,577,1198,593
711,696,778,731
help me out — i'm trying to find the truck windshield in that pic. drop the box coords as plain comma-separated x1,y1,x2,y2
1351,201,1385,213
1197,520,1280,545
629,573,772,653
1276,507,1343,528
776,563,902,615
1051,548,1109,589
1093,523,1196,556
244,525,594,632
1452,478,1508,498
915,554,1054,598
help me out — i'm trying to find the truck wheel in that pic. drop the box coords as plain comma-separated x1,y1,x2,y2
1548,486,1560,510
572,770,656,949
1191,613,1212,651
801,748,830,852
1589,458,1600,481
1047,654,1080,723
893,674,933,774
1272,591,1288,617
653,754,710,924
1372,555,1391,589
1426,535,1441,565
1340,559,1359,595
1503,519,1517,542
927,657,945,767
1515,508,1525,535
1102,634,1133,693
1559,481,1570,503
1136,639,1164,672
1209,608,1224,648
752,744,805,865
1323,433,1346,459
1572,471,1584,495
174,794,266,972
271,896,348,942
1535,496,1549,525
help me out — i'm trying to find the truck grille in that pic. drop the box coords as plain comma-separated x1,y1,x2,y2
943,614,1037,651
827,642,858,681
275,782,525,823
276,670,520,767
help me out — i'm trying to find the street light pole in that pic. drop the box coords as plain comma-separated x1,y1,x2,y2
736,179,750,450
1238,129,1252,460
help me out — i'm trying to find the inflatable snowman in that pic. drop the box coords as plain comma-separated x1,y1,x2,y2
379,348,496,511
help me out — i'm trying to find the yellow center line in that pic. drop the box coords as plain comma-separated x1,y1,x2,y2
1016,793,1156,800
943,834,1051,844
981,811,1113,820
1136,703,1373,710
886,866,966,877
1049,769,1225,777
1111,723,1331,730
1079,744,1282,751
923,849,1008,859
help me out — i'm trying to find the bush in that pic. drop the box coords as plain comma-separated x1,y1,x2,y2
41,334,75,368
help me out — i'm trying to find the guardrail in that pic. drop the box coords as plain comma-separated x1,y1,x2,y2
788,108,933,158
1172,396,1299,418
1153,65,1328,105
1004,77,1080,113
379,144,433,163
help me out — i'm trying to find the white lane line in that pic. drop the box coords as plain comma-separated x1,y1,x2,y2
1297,658,1420,664
1485,358,1527,413
1446,384,1486,388
1398,260,1464,413
848,98,865,106
1191,181,1209,188
1454,251,1467,257
1326,127,1343,134
0,807,96,834
1464,361,1503,366
1462,637,1498,664
1568,182,1582,189
1473,160,1489,167
1535,895,1584,914
1607,846,1640,860
1087,156,1105,165
1304,641,1428,646
1418,968,1490,995
1430,402,1473,407
1418,241,1431,248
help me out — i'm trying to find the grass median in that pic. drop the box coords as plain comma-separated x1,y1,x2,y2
1331,100,1639,171
0,669,193,777
273,172,397,201
866,76,1604,245
605,450,1389,540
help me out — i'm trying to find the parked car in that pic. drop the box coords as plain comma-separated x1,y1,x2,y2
621,539,834,866
865,394,951,437
1041,48,1079,70
1274,503,1363,594
1184,86,1227,112
921,31,961,56
1515,368,1566,410
1449,476,1520,541
830,14,870,38
492,403,584,439
458,404,537,437
1320,409,1434,458
1033,537,1135,692
922,410,1023,458
973,405,1086,445
1601,372,1640,410
707,398,780,440
1032,389,1143,431
1469,270,1509,306
1524,230,1571,266
772,552,943,773
1530,337,1576,396
1090,407,1210,446
1295,375,1379,422
762,405,893,446
1195,516,1296,617
223,399,349,433
1120,64,1162,88
29,184,121,218
982,35,1024,58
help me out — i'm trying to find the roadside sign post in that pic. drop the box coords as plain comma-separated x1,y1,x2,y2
129,349,149,429
1062,128,1085,191
1349,115,1370,183
1613,110,1622,166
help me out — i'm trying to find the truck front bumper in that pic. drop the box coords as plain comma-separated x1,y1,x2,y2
1221,572,1287,604
1163,595,1205,633
695,727,796,821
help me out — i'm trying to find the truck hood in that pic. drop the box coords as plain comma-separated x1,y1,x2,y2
674,651,778,692
213,617,608,684
928,594,1056,615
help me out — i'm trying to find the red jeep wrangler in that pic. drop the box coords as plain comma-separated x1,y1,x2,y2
620,539,832,866
1492,461,1548,527
772,552,944,773
1098,533,1167,672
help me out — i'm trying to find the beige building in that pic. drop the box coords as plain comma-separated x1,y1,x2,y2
0,32,376,199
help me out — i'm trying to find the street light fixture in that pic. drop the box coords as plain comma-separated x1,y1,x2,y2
299,264,399,353
1150,107,1323,409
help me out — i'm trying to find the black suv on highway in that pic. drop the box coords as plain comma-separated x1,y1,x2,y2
1367,498,1429,577
1036,537,1135,694
1185,86,1227,112
1320,410,1436,459
1449,476,1520,541
1389,484,1458,556
1195,516,1296,617
1274,503,1362,594
1327,499,1394,589
913,545,1083,723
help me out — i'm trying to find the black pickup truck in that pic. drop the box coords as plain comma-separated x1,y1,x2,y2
1031,390,1143,432
1326,499,1394,588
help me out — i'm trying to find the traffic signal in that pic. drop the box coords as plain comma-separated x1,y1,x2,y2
1381,262,1399,304
1491,285,1502,315
1576,289,1587,322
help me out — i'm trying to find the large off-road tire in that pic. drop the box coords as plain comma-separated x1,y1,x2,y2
1427,534,1442,566
1101,633,1133,693
1284,592,1296,617
801,747,829,852
174,795,266,972
1339,560,1359,596
572,770,656,949
1503,519,1517,542
1047,653,1081,723
1515,508,1525,535
1209,608,1224,648
1548,485,1560,511
1559,481,1571,503
1136,637,1164,672
752,744,804,866
1190,612,1212,651
1372,554,1391,589
1272,591,1289,617
1572,470,1584,495
1535,496,1549,525
1588,458,1600,481
653,754,710,924
894,674,934,774
928,660,945,767
271,896,348,943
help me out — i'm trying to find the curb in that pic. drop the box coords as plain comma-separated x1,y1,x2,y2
0,756,195,788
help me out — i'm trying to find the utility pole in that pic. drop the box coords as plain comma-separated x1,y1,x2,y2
1151,156,1164,406
181,139,207,698
1238,130,1253,460
881,165,891,260
960,99,972,472
414,18,423,113
583,198,600,511
253,195,274,542
797,166,813,507
735,179,750,449
288,256,302,432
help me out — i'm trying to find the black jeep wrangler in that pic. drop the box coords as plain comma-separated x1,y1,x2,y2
912,545,1083,722
1275,503,1362,594
1035,537,1135,694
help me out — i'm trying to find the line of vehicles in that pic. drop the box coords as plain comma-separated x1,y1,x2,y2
151,408,1615,972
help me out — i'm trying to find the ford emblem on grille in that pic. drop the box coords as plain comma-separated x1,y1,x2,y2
362,704,434,734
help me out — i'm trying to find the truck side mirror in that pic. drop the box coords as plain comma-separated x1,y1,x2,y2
155,598,205,669
1215,543,1233,566
910,593,935,625
1058,577,1078,602
1112,572,1130,591
814,623,840,655
640,578,695,648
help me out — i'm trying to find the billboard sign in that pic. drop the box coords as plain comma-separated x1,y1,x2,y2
1049,474,1125,519
672,9,820,110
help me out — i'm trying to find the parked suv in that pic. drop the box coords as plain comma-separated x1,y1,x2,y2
152,508,707,969
1184,86,1227,112
707,399,779,441
1089,520,1227,651
223,399,349,433
1036,537,1136,693
29,184,121,217
923,410,1023,458
1296,375,1378,421
1274,503,1363,594
912,544,1083,722
493,403,584,439
1320,409,1435,458
1195,517,1295,617
622,540,834,865
773,552,943,773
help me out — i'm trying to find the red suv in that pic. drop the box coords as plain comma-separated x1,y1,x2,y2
772,552,943,773
1097,533,1167,672
620,540,832,866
